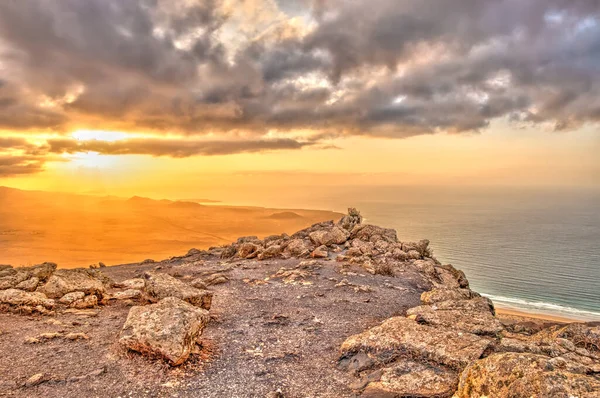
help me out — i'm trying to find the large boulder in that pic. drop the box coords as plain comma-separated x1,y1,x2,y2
143,272,212,310
119,297,210,366
406,297,503,336
455,352,600,398
0,289,55,309
37,268,106,299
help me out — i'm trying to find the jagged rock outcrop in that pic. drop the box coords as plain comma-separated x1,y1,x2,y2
143,271,213,310
0,262,56,290
119,297,210,366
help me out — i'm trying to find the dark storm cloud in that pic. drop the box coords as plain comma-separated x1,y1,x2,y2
46,137,313,157
0,0,599,145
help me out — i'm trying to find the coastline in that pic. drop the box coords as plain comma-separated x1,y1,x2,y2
495,306,584,324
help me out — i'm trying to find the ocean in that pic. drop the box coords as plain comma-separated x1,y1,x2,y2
227,185,600,321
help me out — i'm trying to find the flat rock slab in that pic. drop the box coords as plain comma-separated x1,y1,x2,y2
406,297,504,336
119,297,210,366
455,352,600,398
143,271,213,310
340,316,492,371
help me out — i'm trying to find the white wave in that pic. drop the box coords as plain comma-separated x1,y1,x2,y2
482,294,600,321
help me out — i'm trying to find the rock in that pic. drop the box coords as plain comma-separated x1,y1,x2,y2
112,289,142,300
115,278,145,290
190,279,208,290
98,262,106,268
39,332,63,340
65,332,89,340
421,288,480,304
0,289,55,309
406,297,503,336
143,272,213,310
203,273,229,286
407,250,422,260
186,248,201,256
24,373,47,387
272,268,312,285
58,291,86,305
26,262,57,281
350,224,398,244
15,277,40,292
0,270,31,290
257,244,283,260
220,245,237,259
337,208,363,231
265,390,284,398
455,352,600,398
237,242,261,258
311,245,328,258
309,227,349,246
285,239,312,257
119,297,210,366
360,360,458,398
402,240,431,257
71,294,98,309
38,268,107,299
340,317,492,372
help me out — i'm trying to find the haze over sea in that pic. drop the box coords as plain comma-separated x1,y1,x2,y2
219,185,600,321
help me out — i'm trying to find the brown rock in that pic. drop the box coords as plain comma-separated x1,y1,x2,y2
0,289,55,309
71,294,98,309
112,289,143,300
15,277,40,292
285,239,312,257
350,224,398,244
58,291,86,305
337,208,363,231
203,273,229,286
455,352,600,398
421,288,480,305
115,278,145,290
361,360,458,398
38,268,106,299
143,272,213,310
311,245,328,258
406,297,503,336
257,244,283,260
340,317,492,372
237,242,261,258
119,297,210,366
24,373,47,387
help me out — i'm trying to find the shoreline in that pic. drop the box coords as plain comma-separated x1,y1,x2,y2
494,306,585,324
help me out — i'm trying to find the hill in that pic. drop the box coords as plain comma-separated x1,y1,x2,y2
0,186,341,268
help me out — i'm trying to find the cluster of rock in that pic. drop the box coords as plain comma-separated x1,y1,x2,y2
338,276,600,396
220,208,436,279
0,263,108,314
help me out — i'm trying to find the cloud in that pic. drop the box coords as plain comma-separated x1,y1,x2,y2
46,137,314,157
0,155,45,177
0,0,598,140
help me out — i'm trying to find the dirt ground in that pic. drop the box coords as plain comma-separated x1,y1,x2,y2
0,252,433,398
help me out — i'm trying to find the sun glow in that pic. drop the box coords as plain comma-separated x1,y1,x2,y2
71,130,130,142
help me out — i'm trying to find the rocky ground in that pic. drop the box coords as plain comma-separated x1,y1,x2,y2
1,209,599,397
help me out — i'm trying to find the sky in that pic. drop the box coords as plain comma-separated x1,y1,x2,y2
0,0,599,200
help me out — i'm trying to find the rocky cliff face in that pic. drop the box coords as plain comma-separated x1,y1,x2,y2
0,209,598,397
